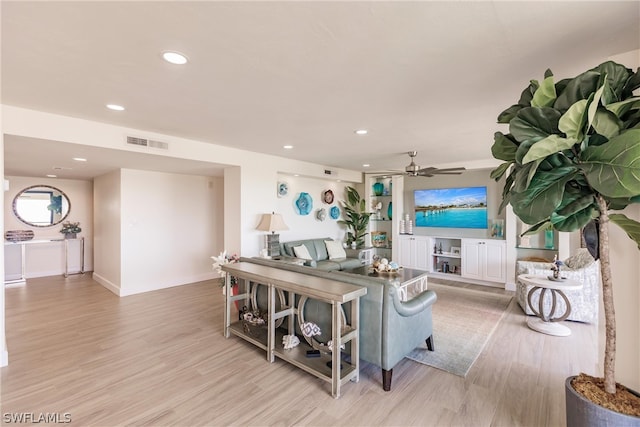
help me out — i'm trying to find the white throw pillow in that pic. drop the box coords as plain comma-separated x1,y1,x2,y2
325,240,346,259
293,245,312,260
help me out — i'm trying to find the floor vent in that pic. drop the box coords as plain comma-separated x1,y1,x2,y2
126,136,169,150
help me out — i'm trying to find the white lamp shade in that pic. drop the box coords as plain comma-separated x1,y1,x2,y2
256,213,289,233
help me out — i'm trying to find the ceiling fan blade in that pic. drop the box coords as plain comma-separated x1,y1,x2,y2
416,167,437,174
433,167,466,173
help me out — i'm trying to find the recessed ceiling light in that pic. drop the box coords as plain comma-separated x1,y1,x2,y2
355,129,368,135
162,51,188,65
46,174,57,178
72,157,87,162
283,145,293,149
294,174,299,177
106,104,125,111
363,164,370,168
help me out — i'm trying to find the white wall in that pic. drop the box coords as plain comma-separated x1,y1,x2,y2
275,174,351,243
92,170,122,293
606,49,640,391
94,169,223,296
4,176,93,278
119,169,221,295
608,204,640,391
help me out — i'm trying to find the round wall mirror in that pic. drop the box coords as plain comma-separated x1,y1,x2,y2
12,185,71,227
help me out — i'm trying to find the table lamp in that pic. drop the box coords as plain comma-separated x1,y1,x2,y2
256,212,289,257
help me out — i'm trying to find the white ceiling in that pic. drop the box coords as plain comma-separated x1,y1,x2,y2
2,1,639,180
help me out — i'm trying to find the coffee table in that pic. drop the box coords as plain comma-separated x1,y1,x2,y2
345,266,428,301
518,274,582,336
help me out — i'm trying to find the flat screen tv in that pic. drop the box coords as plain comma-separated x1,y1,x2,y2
413,186,487,229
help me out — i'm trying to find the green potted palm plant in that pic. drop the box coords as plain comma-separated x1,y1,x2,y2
490,60,640,424
338,186,371,249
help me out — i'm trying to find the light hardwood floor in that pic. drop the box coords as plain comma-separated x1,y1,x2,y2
2,274,599,426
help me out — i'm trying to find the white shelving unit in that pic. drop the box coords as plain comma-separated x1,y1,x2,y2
365,175,402,260
430,237,462,277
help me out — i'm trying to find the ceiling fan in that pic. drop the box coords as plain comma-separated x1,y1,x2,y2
374,151,466,177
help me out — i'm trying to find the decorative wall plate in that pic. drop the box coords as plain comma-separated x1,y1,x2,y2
330,206,340,219
316,208,327,221
322,189,334,204
277,182,288,197
295,192,313,215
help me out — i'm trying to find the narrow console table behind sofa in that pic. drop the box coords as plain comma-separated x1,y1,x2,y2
222,262,367,399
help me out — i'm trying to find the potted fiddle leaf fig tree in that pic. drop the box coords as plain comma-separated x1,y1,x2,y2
490,60,640,424
338,186,371,249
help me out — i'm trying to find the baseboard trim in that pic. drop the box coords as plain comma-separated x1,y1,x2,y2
119,273,219,297
92,272,218,297
92,273,121,296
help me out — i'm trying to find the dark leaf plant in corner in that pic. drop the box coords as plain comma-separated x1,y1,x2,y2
490,61,640,419
338,186,371,249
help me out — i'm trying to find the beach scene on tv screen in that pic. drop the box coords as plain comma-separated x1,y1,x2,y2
414,187,487,229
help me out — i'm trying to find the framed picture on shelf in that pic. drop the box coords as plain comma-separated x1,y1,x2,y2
451,246,461,255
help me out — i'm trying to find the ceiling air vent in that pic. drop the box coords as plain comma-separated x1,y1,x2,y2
126,136,169,150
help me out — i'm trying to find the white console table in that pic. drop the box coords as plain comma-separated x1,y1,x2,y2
4,238,85,284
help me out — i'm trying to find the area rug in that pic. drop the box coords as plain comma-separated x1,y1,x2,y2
405,280,513,377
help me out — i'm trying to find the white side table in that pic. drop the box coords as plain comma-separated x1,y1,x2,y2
518,274,582,336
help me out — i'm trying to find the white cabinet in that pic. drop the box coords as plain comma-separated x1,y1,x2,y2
461,238,506,283
397,235,430,270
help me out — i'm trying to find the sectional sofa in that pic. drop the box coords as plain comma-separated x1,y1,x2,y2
278,237,363,271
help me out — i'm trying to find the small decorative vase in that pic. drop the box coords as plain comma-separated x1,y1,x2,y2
387,202,393,220
553,268,559,279
64,233,77,239
544,229,554,249
373,182,384,196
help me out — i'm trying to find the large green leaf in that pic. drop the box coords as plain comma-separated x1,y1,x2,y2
522,134,578,164
531,75,557,108
591,61,633,102
511,167,577,224
510,107,561,143
587,80,607,129
551,205,595,232
550,192,596,232
558,99,588,140
610,213,640,250
623,109,640,130
517,80,539,106
521,220,551,236
515,140,537,166
606,97,640,119
580,129,640,198
512,162,534,192
491,132,519,161
592,109,621,139
538,152,573,171
554,71,601,111
605,195,634,211
498,105,522,124
622,68,640,98
490,162,512,181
